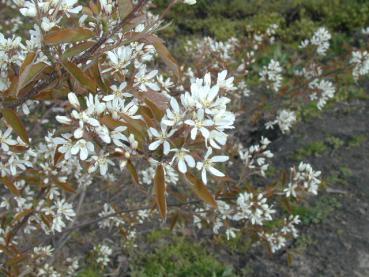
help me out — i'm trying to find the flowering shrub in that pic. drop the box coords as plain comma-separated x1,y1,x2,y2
0,0,368,275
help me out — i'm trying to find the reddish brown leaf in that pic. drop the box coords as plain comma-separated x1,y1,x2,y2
186,172,217,208
1,108,29,144
144,35,179,77
55,180,76,193
62,61,98,92
62,41,96,59
44,27,95,45
127,159,139,185
118,0,133,20
154,164,167,219
16,62,48,95
0,177,21,196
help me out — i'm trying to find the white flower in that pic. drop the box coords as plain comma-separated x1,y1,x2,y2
94,244,112,267
107,46,133,73
350,50,369,80
183,0,196,4
148,124,175,155
111,126,128,147
0,128,17,151
71,139,94,160
310,27,331,56
103,82,131,102
88,154,114,175
171,148,195,173
260,59,283,92
266,109,296,134
217,70,235,91
51,199,75,233
162,97,184,127
309,79,335,110
134,66,159,91
68,92,80,109
196,148,228,184
185,109,214,140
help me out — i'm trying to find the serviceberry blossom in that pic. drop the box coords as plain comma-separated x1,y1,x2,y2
239,137,273,176
171,148,195,173
266,109,297,134
350,50,369,80
148,123,176,155
309,79,336,109
310,27,331,55
0,128,17,151
183,0,197,5
260,59,283,92
94,244,112,267
196,148,229,184
233,192,275,225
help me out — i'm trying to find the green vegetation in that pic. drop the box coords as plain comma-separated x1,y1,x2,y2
130,232,235,277
154,0,369,42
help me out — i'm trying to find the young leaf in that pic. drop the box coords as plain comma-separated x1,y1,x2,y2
62,41,96,59
154,164,167,219
118,0,133,20
127,159,139,185
44,28,95,45
1,109,29,144
16,62,48,95
0,177,21,196
144,35,180,78
62,61,98,92
186,172,217,208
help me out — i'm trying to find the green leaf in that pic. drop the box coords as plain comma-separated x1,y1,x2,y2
1,108,29,144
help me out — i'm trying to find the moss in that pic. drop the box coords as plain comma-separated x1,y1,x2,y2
347,134,368,148
294,141,328,160
292,196,341,224
76,268,103,277
130,235,235,277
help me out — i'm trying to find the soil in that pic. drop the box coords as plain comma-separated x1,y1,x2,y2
241,98,369,277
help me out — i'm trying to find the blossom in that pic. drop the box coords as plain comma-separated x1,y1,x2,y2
148,124,175,155
350,50,369,80
94,244,112,267
171,148,195,173
0,128,17,152
309,79,335,110
259,59,283,92
50,199,76,233
234,192,275,225
266,109,296,134
196,148,228,184
183,0,196,4
107,46,133,73
162,97,183,127
185,109,214,140
310,27,331,55
134,66,159,91
216,70,235,91
88,154,114,175
71,139,94,160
